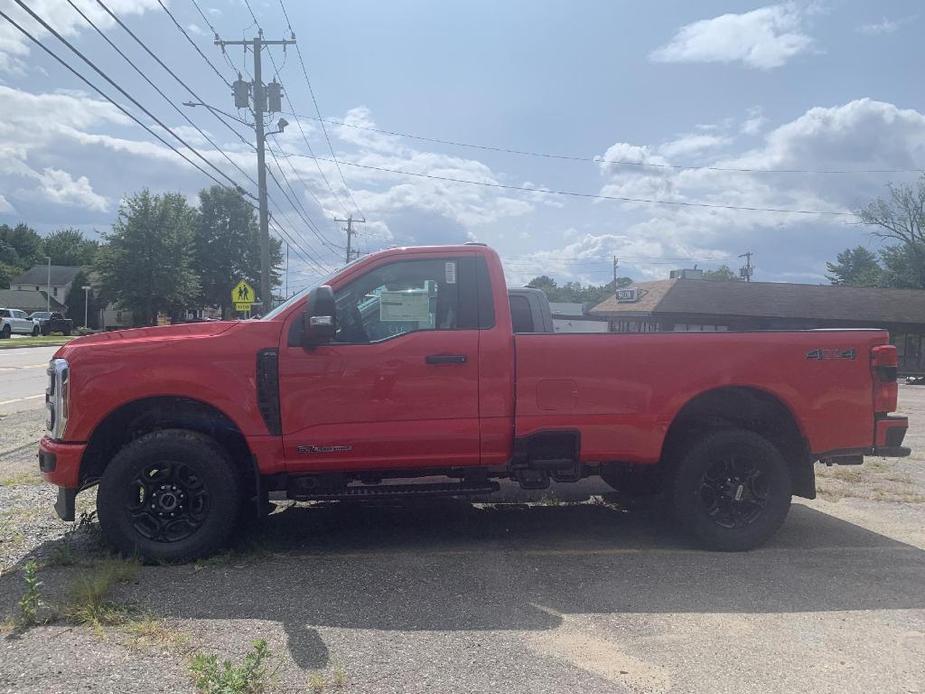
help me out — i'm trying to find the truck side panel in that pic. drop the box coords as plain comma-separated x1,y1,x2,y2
514,330,888,463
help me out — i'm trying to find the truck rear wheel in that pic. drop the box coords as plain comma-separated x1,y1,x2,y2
97,429,242,563
669,429,791,551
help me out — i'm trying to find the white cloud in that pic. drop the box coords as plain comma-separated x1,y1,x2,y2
741,106,767,136
187,23,206,37
856,16,915,35
0,0,160,74
650,3,814,70
33,167,108,211
0,193,14,213
658,133,731,159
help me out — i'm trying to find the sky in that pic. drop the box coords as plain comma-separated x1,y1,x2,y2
1,0,924,291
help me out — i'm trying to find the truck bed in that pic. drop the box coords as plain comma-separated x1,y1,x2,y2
513,329,888,463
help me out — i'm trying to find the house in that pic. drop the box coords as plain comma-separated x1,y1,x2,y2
11,265,82,306
589,278,925,374
0,289,67,314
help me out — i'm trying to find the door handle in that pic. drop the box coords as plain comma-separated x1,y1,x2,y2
425,354,467,365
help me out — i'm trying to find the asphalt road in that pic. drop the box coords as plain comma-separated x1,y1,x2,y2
0,346,57,416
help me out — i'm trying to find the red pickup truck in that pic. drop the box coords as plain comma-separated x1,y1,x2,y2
39,243,910,561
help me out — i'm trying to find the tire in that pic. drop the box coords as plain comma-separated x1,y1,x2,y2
0,325,9,339
62,329,71,336
97,429,242,563
31,325,40,337
668,429,792,551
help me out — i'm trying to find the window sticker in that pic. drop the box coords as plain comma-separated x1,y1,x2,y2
379,290,431,322
445,261,457,284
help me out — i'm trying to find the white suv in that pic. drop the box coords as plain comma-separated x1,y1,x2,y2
0,308,40,338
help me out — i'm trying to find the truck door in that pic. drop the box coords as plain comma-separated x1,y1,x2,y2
279,254,482,473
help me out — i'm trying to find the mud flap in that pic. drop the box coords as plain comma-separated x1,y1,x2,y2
54,487,76,521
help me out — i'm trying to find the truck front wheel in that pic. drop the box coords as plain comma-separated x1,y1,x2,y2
97,429,242,562
669,429,791,551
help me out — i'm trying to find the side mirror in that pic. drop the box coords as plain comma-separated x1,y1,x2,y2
302,285,336,347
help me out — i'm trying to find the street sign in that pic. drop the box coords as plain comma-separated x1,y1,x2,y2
232,280,255,313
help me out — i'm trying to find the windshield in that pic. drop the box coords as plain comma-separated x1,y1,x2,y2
261,267,342,321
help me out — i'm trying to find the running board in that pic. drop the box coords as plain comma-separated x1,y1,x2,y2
288,480,500,501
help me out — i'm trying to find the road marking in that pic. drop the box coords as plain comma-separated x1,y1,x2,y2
0,394,45,406
0,364,47,371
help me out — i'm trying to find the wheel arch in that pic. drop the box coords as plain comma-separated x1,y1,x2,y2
662,386,815,499
80,396,258,499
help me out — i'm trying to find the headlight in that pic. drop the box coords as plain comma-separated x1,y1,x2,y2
46,358,69,440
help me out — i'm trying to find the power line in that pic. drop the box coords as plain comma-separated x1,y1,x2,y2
157,0,231,87
272,150,857,217
0,5,238,194
94,0,252,150
265,144,345,257
66,0,257,194
283,111,925,176
277,0,366,218
188,0,243,78
264,49,354,221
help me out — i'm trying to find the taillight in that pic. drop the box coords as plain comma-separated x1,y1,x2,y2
871,344,898,413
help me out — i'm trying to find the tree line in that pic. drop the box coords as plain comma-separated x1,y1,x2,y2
826,175,925,289
0,186,281,327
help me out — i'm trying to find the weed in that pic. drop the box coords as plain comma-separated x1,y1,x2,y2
124,614,190,653
332,665,348,689
61,558,139,628
16,560,42,627
307,671,326,693
538,493,562,507
190,639,274,694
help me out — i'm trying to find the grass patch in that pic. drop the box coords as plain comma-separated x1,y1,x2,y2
0,471,43,487
0,335,75,350
190,639,276,694
124,614,190,653
61,558,139,628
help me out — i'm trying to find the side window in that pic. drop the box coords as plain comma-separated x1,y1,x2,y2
509,295,534,333
333,258,464,344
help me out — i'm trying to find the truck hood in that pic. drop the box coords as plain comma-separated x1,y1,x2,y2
64,321,239,347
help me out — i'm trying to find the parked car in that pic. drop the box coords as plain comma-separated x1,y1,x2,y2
28,311,73,336
0,308,39,338
38,243,909,562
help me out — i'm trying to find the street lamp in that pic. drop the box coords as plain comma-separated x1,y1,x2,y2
45,256,51,313
82,285,91,329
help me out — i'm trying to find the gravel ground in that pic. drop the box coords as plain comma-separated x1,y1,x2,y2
1,389,924,693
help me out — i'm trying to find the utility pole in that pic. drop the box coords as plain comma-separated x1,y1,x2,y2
81,285,91,328
285,241,289,298
45,256,51,313
612,256,619,292
334,215,366,265
214,30,295,307
738,251,754,282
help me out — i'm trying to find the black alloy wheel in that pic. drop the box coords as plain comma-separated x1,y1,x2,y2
669,429,792,551
97,429,242,562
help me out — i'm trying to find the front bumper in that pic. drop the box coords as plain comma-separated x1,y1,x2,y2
38,436,85,489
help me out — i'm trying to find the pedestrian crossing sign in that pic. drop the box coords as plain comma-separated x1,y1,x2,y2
232,280,255,312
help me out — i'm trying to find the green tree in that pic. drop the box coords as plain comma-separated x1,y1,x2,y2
879,243,925,289
43,228,99,266
63,270,100,329
825,246,882,286
193,186,282,316
527,275,633,304
702,265,740,281
0,223,44,269
96,190,200,326
855,175,925,288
